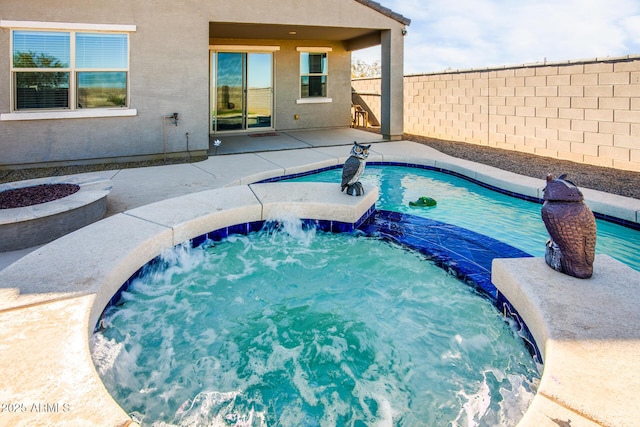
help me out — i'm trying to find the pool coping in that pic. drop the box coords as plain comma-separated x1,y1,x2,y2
493,255,640,427
0,141,639,426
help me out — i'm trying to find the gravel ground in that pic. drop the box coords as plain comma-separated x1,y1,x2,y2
405,134,640,200
0,156,208,185
1,137,639,200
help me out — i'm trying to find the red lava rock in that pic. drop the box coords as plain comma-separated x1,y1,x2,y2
0,183,80,209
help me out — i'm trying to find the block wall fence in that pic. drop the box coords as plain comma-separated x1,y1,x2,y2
351,55,640,172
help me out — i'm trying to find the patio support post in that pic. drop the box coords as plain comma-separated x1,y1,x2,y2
380,28,404,141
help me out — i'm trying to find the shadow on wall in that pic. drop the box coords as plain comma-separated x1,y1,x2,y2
351,89,380,127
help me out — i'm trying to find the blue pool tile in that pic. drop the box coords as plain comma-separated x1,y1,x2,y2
316,220,333,233
497,291,543,364
466,273,498,298
331,221,354,233
227,223,247,235
248,220,266,233
359,209,532,298
207,228,228,241
190,234,209,248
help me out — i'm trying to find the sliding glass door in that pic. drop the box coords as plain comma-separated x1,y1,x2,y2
211,51,273,132
246,53,273,129
213,52,243,131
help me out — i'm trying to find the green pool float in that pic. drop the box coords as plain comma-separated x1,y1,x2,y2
409,196,437,207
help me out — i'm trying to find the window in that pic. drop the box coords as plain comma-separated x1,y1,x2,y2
76,33,128,108
300,52,327,97
13,31,71,110
10,28,129,111
297,47,332,103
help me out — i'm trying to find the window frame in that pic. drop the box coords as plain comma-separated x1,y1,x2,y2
296,47,332,104
1,20,137,121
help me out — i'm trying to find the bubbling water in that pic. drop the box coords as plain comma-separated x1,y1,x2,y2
92,218,540,426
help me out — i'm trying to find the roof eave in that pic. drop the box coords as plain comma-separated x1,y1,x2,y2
354,0,411,26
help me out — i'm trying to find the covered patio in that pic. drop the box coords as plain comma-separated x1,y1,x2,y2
208,127,384,155
209,1,410,143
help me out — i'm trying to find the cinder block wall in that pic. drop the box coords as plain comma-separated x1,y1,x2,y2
351,79,382,126
352,55,640,172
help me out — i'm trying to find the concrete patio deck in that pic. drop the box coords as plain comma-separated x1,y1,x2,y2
1,128,639,426
208,127,385,155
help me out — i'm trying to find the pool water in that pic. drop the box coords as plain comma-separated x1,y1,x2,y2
92,221,540,426
288,166,640,271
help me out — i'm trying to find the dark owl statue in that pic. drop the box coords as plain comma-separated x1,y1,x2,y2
341,141,370,196
541,174,597,279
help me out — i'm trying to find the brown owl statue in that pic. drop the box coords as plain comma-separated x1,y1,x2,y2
541,174,597,279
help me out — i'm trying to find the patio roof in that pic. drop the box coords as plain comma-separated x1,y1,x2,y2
210,0,410,48
210,22,381,42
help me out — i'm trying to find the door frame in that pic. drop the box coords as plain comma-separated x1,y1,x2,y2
209,45,279,135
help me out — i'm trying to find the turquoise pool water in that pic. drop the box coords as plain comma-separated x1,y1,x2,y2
92,222,540,426
288,166,640,271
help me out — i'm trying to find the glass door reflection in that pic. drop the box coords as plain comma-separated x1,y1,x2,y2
214,52,244,131
247,53,272,129
211,52,272,132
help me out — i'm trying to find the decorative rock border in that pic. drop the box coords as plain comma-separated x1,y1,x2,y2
0,175,112,251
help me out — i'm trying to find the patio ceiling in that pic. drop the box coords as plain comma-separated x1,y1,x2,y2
210,22,382,48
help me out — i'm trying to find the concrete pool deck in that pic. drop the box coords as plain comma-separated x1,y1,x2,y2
1,131,640,426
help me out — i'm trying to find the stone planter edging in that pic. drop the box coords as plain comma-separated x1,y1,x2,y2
0,175,112,251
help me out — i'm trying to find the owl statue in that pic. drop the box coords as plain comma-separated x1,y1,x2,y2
541,174,597,279
341,141,371,196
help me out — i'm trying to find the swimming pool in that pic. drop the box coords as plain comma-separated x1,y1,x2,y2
93,220,540,426
286,165,640,271
91,162,636,425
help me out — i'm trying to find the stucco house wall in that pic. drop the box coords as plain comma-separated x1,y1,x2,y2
0,0,408,168
0,1,209,167
209,38,354,132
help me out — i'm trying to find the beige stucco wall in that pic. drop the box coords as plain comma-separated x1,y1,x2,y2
209,0,404,31
209,38,353,132
0,0,210,167
274,41,352,131
352,56,640,172
0,0,405,168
